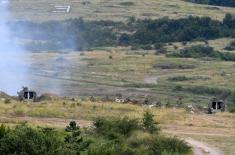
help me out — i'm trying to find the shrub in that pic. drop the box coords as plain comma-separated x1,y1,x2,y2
150,136,191,155
169,45,235,61
0,124,8,139
0,124,71,155
157,48,168,54
119,2,135,6
153,63,196,70
154,43,164,50
4,99,11,104
173,85,232,98
65,121,91,153
141,44,153,50
174,85,183,91
142,111,160,134
116,117,140,136
93,117,140,136
224,40,235,51
229,107,235,113
167,75,210,82
167,76,189,82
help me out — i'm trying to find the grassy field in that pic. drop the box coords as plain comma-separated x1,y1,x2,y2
25,45,235,107
0,98,234,154
8,0,235,21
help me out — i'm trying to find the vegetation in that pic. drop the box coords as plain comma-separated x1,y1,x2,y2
187,0,235,7
142,111,160,134
174,85,233,99
167,75,210,82
229,107,235,113
119,2,135,6
0,124,75,155
169,45,235,61
224,40,235,51
0,112,191,155
10,14,235,51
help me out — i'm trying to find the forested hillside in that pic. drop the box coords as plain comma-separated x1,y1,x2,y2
11,14,235,51
188,0,235,7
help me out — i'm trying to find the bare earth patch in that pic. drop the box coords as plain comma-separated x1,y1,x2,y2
185,138,223,155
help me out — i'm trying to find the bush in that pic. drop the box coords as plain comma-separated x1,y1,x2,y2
167,75,210,82
167,76,190,82
65,121,90,153
150,136,191,155
0,124,8,139
154,43,164,50
173,85,232,98
4,99,11,104
119,2,135,6
0,124,71,155
141,44,153,50
229,107,235,113
169,45,235,61
153,63,196,70
174,85,183,91
224,40,235,51
93,117,140,136
142,111,160,134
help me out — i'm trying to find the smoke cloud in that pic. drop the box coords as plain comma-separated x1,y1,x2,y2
0,0,28,95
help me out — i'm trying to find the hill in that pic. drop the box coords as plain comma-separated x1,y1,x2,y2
9,0,235,21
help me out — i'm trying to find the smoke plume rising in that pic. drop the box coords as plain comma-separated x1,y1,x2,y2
0,0,28,95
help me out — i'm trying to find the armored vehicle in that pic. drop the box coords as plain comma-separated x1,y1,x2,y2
18,87,37,102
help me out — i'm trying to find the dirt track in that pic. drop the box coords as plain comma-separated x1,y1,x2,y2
0,116,92,128
185,138,223,155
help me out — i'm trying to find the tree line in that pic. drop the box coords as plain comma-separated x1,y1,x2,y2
187,0,235,7
9,14,235,51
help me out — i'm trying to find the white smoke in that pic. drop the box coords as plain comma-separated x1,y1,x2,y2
0,0,28,95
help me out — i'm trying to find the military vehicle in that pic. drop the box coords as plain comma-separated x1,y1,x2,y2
208,98,225,114
17,87,37,102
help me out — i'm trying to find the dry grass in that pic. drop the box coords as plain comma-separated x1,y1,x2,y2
0,99,234,128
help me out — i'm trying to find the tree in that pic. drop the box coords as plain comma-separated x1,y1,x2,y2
65,121,90,154
142,111,160,134
223,13,235,28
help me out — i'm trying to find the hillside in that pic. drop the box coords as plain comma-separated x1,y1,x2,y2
9,0,235,21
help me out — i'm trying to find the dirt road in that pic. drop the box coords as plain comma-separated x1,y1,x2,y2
185,138,224,155
0,116,91,128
